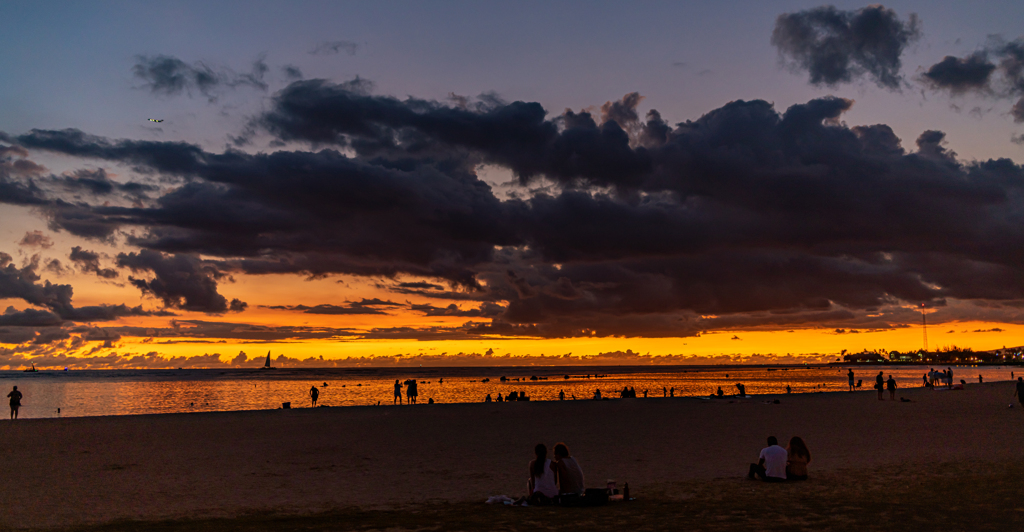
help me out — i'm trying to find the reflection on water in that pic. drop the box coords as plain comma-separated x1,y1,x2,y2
0,365,1016,419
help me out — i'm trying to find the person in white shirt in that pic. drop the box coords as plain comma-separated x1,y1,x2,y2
527,443,559,503
748,436,788,482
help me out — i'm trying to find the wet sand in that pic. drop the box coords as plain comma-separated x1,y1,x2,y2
1,382,1022,529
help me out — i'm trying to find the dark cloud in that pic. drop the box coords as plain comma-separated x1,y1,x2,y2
69,246,119,279
921,53,997,94
309,40,359,56
263,298,403,315
18,230,53,249
116,250,244,313
0,253,161,323
282,65,303,80
410,302,505,318
771,5,920,89
44,168,156,200
9,82,1024,337
922,37,1024,123
132,54,269,101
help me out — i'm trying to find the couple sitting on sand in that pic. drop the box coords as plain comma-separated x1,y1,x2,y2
747,436,810,482
520,442,585,505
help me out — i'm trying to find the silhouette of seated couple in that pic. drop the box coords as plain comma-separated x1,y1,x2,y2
747,436,811,482
517,442,585,506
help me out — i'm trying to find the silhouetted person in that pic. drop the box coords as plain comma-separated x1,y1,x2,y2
735,383,746,397
875,372,885,400
559,390,565,401
309,385,319,407
717,386,724,397
1014,377,1024,407
886,375,897,400
979,374,983,384
643,389,648,398
394,380,402,405
947,367,954,389
786,385,792,394
847,369,855,392
663,386,667,397
594,389,601,400
497,393,504,402
485,394,492,402
786,436,811,481
670,387,675,397
553,442,585,495
748,436,786,482
8,386,22,419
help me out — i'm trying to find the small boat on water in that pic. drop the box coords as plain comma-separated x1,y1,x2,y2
260,351,276,370
23,363,38,372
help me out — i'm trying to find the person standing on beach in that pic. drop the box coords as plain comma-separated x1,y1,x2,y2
309,385,319,407
663,386,667,397
8,386,22,419
393,380,402,405
1014,377,1024,407
848,369,855,392
875,372,885,400
886,375,897,400
670,387,675,397
947,367,954,389
559,390,565,401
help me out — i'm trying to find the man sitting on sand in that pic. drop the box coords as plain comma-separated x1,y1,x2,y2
748,436,787,482
553,442,585,495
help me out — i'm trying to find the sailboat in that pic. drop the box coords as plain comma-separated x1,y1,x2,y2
23,363,38,373
260,350,276,370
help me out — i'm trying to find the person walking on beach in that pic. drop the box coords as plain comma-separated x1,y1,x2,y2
875,372,885,400
847,369,855,392
748,436,787,482
394,380,403,405
8,386,22,419
309,385,319,407
886,375,897,400
1014,377,1024,407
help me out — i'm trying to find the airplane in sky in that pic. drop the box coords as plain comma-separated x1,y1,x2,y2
147,118,163,123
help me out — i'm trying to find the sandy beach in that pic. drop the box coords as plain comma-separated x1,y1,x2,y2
2,381,1023,529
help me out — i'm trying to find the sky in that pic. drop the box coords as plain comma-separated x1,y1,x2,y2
2,1,1024,368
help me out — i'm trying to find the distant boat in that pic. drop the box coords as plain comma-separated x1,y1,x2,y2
260,351,276,370
23,363,38,373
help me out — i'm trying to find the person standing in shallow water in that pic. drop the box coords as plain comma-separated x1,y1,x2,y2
309,385,319,407
8,386,23,419
393,380,402,405
847,369,855,392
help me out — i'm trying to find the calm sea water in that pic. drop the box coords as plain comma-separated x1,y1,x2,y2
0,365,1016,419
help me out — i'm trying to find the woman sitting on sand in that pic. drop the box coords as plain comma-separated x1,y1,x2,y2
786,437,811,481
553,442,585,495
527,443,559,503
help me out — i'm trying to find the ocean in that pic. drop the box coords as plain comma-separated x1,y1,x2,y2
0,364,1016,419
